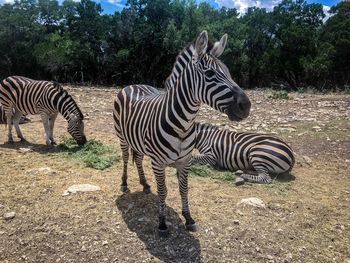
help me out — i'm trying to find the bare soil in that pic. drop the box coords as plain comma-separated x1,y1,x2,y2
0,87,349,263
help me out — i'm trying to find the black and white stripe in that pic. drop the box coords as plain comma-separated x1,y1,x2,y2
193,123,295,184
0,76,86,146
0,105,30,124
113,31,251,235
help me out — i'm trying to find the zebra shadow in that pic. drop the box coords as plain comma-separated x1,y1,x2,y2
0,141,50,154
116,191,203,263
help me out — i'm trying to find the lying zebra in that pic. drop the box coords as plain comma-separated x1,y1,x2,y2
0,76,86,146
193,123,295,183
0,105,30,124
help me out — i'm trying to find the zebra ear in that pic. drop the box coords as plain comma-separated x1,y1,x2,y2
194,31,208,57
210,34,228,58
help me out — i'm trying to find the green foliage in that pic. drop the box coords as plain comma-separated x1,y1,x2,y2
189,164,236,183
57,138,119,170
269,90,290,100
0,0,349,90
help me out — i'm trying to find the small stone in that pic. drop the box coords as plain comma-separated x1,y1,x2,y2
3,212,15,220
19,147,32,153
62,190,70,197
238,197,265,208
235,177,245,186
102,241,108,246
312,126,322,132
27,167,57,176
0,204,4,209
284,253,293,263
233,219,240,225
256,247,261,252
66,184,101,194
303,155,312,165
267,255,274,260
81,246,87,252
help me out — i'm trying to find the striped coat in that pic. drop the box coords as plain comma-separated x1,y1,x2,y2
113,31,251,235
0,76,86,146
0,105,30,124
193,123,295,183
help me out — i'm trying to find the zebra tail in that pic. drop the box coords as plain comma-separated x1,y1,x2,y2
131,149,136,165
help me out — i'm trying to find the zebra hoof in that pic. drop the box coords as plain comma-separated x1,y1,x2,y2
185,223,198,232
7,139,14,144
20,138,28,143
121,185,129,193
143,186,151,194
158,228,169,238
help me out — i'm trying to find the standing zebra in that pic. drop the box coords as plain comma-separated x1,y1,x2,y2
113,31,251,235
0,105,30,124
0,76,86,146
193,123,295,184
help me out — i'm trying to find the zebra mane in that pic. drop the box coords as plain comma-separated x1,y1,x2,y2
54,82,84,120
164,38,214,90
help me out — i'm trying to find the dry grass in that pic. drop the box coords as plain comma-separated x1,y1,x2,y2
0,88,349,263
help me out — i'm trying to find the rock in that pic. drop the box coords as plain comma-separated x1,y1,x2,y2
62,190,70,197
267,255,274,260
284,253,293,263
238,197,265,208
233,219,240,225
303,155,312,165
66,184,101,194
81,245,87,252
235,177,245,186
27,167,57,176
3,212,15,220
19,147,33,153
0,204,4,209
312,126,322,132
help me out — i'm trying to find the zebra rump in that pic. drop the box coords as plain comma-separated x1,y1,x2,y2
0,105,30,124
193,123,295,183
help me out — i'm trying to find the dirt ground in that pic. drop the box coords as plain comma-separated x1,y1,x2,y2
0,87,349,263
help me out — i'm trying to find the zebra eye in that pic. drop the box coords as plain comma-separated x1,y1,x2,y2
205,69,216,78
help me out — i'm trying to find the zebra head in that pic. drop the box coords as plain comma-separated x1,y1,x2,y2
192,31,251,121
68,113,87,145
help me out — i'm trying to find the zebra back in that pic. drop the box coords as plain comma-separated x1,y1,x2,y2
194,122,295,174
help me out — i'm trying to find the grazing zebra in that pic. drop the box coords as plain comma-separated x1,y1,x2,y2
0,76,86,146
0,105,30,124
113,31,251,236
193,123,295,184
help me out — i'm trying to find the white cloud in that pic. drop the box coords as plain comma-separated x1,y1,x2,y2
215,0,281,14
323,5,331,21
106,0,122,3
0,0,15,4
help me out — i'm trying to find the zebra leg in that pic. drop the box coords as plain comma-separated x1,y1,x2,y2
239,169,272,184
40,113,53,146
48,113,58,145
133,151,151,193
13,110,27,142
152,161,168,236
177,163,197,232
120,140,130,193
192,153,216,166
5,110,14,143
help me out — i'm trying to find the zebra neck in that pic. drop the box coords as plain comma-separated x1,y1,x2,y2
55,93,81,121
164,44,195,91
164,80,200,136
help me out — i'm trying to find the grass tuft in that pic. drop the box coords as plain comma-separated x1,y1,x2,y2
56,138,120,170
269,90,290,100
189,164,236,182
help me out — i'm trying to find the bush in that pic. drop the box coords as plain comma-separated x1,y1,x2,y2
268,90,290,100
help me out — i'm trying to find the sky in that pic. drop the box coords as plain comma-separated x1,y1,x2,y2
97,0,341,15
0,0,342,15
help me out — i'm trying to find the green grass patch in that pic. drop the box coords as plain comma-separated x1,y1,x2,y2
189,164,236,182
56,138,120,170
266,180,292,194
268,90,291,100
